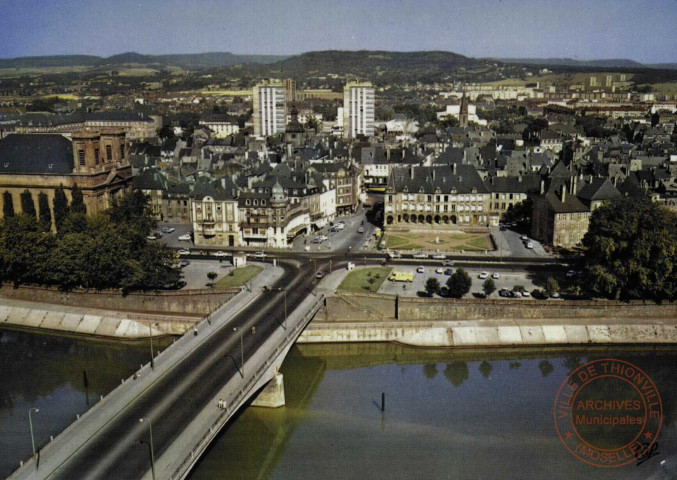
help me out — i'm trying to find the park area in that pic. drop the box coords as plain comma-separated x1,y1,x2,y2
383,231,493,252
214,265,263,288
338,267,392,293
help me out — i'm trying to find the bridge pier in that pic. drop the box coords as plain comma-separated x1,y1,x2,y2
252,373,286,408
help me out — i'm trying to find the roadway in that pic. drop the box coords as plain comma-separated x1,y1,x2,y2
46,259,323,480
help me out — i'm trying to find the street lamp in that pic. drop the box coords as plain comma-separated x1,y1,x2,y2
139,418,155,480
233,327,244,376
28,407,39,457
147,322,155,370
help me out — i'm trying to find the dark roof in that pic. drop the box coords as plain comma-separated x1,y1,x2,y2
389,164,488,195
0,134,73,174
133,168,168,191
576,177,620,202
485,174,541,193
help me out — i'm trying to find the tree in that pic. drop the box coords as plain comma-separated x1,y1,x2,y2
544,277,560,297
38,192,52,232
71,184,86,214
157,124,175,140
482,278,496,297
425,277,440,296
207,271,218,287
502,197,533,224
443,362,469,387
3,192,14,218
581,196,677,301
446,268,471,298
479,360,493,379
53,185,69,231
20,190,36,218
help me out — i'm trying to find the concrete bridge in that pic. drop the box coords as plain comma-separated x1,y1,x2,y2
8,260,325,480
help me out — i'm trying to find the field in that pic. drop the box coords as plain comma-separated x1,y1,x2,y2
384,232,493,252
214,265,262,288
338,267,392,293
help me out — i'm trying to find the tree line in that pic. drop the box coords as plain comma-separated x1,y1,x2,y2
0,188,180,292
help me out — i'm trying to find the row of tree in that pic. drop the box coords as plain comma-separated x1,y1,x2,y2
3,185,86,232
0,190,180,292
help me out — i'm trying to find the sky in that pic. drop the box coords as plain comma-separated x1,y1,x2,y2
1,0,676,63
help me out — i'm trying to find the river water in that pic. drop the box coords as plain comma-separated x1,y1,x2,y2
1,328,676,479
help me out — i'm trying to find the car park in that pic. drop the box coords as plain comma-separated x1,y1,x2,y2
478,271,489,279
162,227,176,233
492,272,500,279
416,266,425,273
214,251,228,257
432,253,446,260
178,234,192,241
413,252,428,259
177,249,191,255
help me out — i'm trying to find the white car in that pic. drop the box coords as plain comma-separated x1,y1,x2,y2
253,251,267,259
178,234,192,241
214,251,228,257
162,227,176,233
521,290,531,297
520,235,529,241
566,269,578,277
525,242,534,249
387,251,402,259
146,235,157,240
177,249,191,255
436,267,444,274
492,272,500,279
416,266,425,274
432,253,446,260
413,253,428,259
478,272,489,279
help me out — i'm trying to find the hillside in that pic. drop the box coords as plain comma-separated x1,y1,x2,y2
497,57,677,70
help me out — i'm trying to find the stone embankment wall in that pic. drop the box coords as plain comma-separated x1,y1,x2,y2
301,292,677,347
320,291,677,322
0,283,239,314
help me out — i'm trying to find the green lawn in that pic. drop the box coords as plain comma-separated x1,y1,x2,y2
384,232,493,252
338,267,392,293
214,265,263,288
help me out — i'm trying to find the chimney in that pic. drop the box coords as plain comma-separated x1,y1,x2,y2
540,179,545,195
432,169,436,181
410,165,414,180
570,175,577,195
518,175,523,183
561,184,567,203
453,163,457,174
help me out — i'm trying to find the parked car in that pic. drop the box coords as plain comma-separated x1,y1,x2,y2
432,253,446,260
357,227,365,234
315,271,324,279
492,272,500,279
521,290,531,297
178,234,192,241
162,226,176,233
442,260,454,266
179,260,190,268
177,249,191,255
499,225,507,231
520,235,528,241
550,292,561,299
566,269,578,277
478,271,489,279
525,242,534,249
499,289,512,298
513,291,523,298
413,252,428,259
387,251,402,259
312,237,323,244
416,266,425,273
253,251,267,259
214,251,228,257
444,268,453,276
146,234,157,240
153,232,163,238
436,267,444,274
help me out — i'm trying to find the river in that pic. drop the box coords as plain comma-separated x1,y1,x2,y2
0,329,676,479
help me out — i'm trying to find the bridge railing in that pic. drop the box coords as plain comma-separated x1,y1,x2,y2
169,293,325,480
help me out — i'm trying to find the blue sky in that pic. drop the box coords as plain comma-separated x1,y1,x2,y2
1,0,675,62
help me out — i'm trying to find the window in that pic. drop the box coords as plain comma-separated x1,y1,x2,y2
78,149,86,166
94,149,99,165
120,144,125,159
106,145,112,161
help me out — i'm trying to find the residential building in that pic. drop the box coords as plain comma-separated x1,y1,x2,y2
343,82,375,138
253,80,286,137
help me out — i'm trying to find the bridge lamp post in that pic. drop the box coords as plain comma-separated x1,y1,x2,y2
233,327,244,376
148,322,155,370
28,407,39,457
270,288,287,329
139,418,156,480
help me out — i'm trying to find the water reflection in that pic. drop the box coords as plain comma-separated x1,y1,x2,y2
190,343,677,480
0,328,173,478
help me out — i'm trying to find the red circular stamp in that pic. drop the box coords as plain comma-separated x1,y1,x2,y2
554,358,663,467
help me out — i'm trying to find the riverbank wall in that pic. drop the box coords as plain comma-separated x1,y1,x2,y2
0,283,239,315
299,292,677,347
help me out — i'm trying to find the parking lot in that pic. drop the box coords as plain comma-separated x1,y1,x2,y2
376,264,542,298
